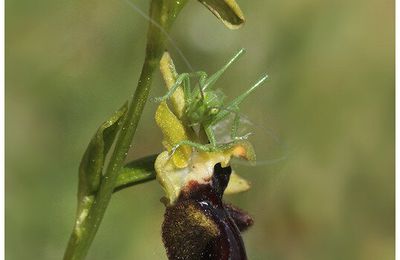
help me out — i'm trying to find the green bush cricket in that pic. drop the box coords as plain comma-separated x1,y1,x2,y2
154,48,268,154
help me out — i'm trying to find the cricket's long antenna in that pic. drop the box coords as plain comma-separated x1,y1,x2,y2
208,74,269,125
202,48,246,91
123,0,195,72
229,74,269,107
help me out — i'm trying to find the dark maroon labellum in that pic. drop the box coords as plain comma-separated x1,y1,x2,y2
162,163,253,260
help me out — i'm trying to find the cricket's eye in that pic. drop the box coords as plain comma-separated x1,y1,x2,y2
210,108,219,115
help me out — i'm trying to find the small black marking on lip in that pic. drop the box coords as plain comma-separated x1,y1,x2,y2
162,163,253,260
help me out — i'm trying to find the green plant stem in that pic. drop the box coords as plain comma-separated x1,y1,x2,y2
64,62,157,260
63,1,187,259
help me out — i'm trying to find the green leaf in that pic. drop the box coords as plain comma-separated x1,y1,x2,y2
198,0,245,29
78,102,128,202
113,154,158,193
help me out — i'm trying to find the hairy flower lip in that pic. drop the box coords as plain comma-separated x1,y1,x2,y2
162,163,252,260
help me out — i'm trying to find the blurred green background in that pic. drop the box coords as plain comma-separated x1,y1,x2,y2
6,0,394,259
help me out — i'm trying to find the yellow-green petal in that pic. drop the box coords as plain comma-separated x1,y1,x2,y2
155,102,192,168
160,52,185,118
225,172,250,194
